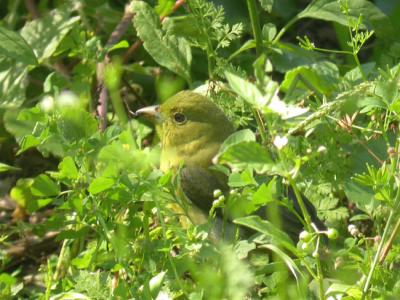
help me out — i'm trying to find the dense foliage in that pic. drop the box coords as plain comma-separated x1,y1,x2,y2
0,0,400,299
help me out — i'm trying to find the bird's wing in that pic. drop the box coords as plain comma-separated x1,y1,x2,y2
178,166,325,242
179,165,227,213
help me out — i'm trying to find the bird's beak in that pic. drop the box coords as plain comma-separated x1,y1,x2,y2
134,105,162,122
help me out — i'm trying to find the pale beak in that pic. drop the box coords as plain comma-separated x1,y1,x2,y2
134,105,162,122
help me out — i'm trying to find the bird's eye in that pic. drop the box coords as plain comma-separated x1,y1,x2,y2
173,112,187,124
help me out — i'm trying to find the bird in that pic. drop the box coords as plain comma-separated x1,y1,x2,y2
135,90,325,242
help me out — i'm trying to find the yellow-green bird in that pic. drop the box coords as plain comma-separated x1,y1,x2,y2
136,91,324,241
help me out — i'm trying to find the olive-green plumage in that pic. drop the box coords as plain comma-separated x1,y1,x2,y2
136,91,324,241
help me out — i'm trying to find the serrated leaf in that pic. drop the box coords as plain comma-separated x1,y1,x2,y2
0,58,28,108
20,6,80,62
132,1,192,83
0,26,37,65
252,180,277,206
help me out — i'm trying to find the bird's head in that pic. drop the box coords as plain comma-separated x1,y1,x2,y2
136,91,234,171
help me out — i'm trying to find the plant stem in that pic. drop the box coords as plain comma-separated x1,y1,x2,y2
379,217,400,264
361,209,395,299
154,200,188,297
272,15,299,44
353,53,366,81
246,0,268,144
246,0,263,56
288,178,325,300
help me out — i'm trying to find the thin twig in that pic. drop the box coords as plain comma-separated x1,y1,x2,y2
25,0,40,19
96,4,135,131
379,217,400,264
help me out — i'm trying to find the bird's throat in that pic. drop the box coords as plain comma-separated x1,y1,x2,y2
160,139,221,172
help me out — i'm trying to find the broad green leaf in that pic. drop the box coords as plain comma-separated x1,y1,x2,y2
88,177,115,194
344,62,376,83
281,61,340,97
31,174,60,197
252,179,277,206
0,26,37,65
218,141,273,172
228,169,257,187
58,156,79,180
225,72,266,107
17,135,42,154
298,0,393,38
20,6,80,62
132,1,192,83
0,162,21,173
217,129,256,158
325,283,363,298
270,42,323,73
3,107,46,138
0,58,28,108
234,215,298,255
344,180,375,215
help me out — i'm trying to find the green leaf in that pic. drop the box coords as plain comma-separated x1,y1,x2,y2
0,162,21,173
139,271,166,299
325,283,363,298
107,40,129,52
31,174,60,197
0,58,28,108
217,129,256,157
269,42,322,73
132,1,192,83
252,180,277,206
281,61,340,97
225,72,266,108
234,215,297,254
58,156,78,180
10,178,34,208
0,26,37,65
228,169,257,187
218,141,273,172
155,0,175,17
234,240,256,259
57,109,98,143
20,6,80,62
344,180,375,215
17,135,41,154
88,177,115,195
298,0,393,38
